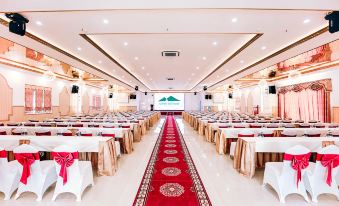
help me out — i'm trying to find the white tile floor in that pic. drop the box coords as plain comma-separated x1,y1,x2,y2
0,117,338,206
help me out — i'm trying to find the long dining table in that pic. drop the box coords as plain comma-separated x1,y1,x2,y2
233,137,339,178
0,135,118,176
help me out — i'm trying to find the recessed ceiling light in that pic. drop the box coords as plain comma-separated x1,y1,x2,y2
212,41,218,46
141,66,145,70
202,56,207,60
134,57,139,60
188,78,191,81
98,60,102,64
36,21,43,26
196,66,200,70
225,69,229,72
146,73,150,76
122,75,125,78
103,19,109,24
303,19,310,24
77,47,82,51
231,18,238,23
129,80,132,83
240,60,244,64
191,73,195,76
217,75,220,78
261,46,267,50
123,42,128,46
113,69,116,72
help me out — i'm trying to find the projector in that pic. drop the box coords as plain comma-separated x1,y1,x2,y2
5,13,29,36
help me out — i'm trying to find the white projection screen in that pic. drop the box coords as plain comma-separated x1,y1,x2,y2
154,93,185,110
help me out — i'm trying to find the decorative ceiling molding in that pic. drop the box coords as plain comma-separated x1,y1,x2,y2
191,33,263,90
80,34,150,91
208,26,329,89
0,17,134,90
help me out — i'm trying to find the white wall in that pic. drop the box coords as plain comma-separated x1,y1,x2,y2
0,64,71,106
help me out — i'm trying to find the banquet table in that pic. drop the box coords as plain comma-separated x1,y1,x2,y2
233,137,339,178
0,126,134,154
0,135,118,176
215,127,339,154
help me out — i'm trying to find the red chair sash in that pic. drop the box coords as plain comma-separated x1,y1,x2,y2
238,134,254,138
263,133,274,137
0,131,7,135
316,154,339,186
0,150,7,158
219,126,230,128
122,126,130,128
51,152,79,184
102,133,115,138
62,132,73,136
36,131,52,136
80,133,92,137
12,132,24,135
103,126,115,128
306,134,321,137
281,134,297,137
14,152,40,184
284,153,311,187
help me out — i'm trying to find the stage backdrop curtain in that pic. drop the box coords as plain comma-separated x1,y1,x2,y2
278,79,332,123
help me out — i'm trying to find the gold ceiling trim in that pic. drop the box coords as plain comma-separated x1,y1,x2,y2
191,33,263,90
208,26,329,89
0,8,332,13
80,34,150,91
0,18,134,90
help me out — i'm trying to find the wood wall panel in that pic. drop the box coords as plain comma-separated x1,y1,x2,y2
0,73,13,121
332,107,339,123
59,86,70,116
4,106,59,123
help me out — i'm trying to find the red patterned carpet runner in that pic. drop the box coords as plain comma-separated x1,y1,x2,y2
133,115,211,206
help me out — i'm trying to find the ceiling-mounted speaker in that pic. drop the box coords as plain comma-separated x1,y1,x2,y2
71,85,79,94
135,86,138,91
325,11,339,33
5,13,29,36
203,86,207,91
145,92,147,95
108,93,113,98
194,92,197,95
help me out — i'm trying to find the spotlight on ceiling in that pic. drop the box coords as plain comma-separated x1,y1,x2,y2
203,86,207,91
194,92,197,95
145,92,148,95
135,86,139,91
5,13,29,36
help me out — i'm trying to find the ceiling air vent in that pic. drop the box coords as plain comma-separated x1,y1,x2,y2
162,51,180,57
166,77,175,81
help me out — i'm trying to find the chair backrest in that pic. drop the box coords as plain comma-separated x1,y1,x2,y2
281,130,297,137
52,145,80,184
238,130,255,137
281,145,311,186
79,129,93,136
284,123,295,128
267,123,279,128
0,130,7,135
12,128,27,135
249,124,262,128
314,145,339,186
35,130,52,136
299,123,310,128
72,124,83,128
0,146,8,169
13,144,42,182
304,130,321,137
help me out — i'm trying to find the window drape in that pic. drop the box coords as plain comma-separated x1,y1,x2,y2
44,88,52,111
35,88,43,112
24,85,52,113
25,87,34,112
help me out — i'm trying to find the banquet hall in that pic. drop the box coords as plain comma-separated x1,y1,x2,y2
0,1,338,206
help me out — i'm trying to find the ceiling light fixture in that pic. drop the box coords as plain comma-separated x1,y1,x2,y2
202,56,207,60
103,19,109,24
212,41,218,46
146,73,150,76
196,66,200,70
231,18,238,23
261,46,267,50
98,60,102,64
240,60,244,64
123,42,128,46
303,19,311,24
191,73,195,76
141,66,145,70
134,57,139,60
36,21,43,26
77,47,82,51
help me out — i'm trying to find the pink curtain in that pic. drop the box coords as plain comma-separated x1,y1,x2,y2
35,88,43,112
25,87,34,112
278,87,326,122
44,88,52,111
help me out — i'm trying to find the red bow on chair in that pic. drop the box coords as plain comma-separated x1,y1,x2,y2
51,152,79,184
0,150,7,158
317,154,339,186
284,153,311,187
14,152,40,184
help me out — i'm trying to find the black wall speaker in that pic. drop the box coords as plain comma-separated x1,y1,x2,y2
71,85,79,94
203,86,207,91
194,92,197,95
209,95,213,99
5,13,29,36
135,86,138,91
130,94,137,99
325,11,339,33
205,95,209,99
108,93,113,98
268,86,277,94
145,92,148,95
228,93,233,99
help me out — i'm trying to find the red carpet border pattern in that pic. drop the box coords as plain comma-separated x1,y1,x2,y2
133,115,211,206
